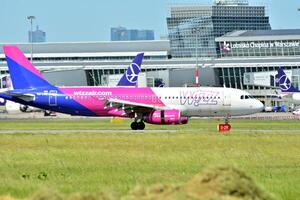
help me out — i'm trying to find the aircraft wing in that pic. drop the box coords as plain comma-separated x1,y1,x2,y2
105,98,165,113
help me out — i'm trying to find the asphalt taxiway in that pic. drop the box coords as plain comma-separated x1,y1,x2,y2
0,129,178,134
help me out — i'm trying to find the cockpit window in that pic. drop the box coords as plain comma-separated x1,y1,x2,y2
241,95,254,100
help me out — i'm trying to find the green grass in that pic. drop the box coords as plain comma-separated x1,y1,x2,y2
0,119,299,199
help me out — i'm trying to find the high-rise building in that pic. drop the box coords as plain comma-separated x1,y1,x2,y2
111,27,128,41
111,27,154,41
28,26,46,43
167,0,271,58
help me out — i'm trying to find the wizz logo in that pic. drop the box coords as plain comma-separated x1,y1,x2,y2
277,75,292,91
125,63,140,84
180,90,219,106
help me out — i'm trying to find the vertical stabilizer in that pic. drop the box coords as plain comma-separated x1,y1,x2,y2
117,53,144,86
3,45,53,89
276,68,299,92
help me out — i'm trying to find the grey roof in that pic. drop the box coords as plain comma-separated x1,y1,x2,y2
229,29,300,37
216,29,300,42
0,40,170,55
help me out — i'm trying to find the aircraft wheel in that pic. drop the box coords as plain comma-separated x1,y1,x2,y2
44,110,51,116
137,122,145,130
131,122,138,130
20,105,28,112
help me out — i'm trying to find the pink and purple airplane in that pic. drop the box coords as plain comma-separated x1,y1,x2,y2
0,46,263,130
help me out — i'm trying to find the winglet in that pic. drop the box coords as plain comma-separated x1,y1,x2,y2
117,53,144,87
276,68,299,92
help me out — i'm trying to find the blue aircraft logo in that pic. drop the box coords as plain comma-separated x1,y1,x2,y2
278,75,292,91
125,63,140,84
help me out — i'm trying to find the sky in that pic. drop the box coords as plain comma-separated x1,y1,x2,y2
1,0,300,43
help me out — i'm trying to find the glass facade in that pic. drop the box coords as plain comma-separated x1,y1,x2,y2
85,68,167,86
167,2,271,58
217,66,300,92
167,16,215,58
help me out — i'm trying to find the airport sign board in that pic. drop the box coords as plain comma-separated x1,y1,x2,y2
230,41,300,49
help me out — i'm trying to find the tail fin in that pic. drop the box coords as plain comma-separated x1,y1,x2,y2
276,68,299,92
117,53,144,87
3,45,53,89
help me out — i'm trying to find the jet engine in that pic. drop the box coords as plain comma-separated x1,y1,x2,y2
145,110,188,125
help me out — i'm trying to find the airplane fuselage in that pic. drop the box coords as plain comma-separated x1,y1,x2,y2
3,86,263,118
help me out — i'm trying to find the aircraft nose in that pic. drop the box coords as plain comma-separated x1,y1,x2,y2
249,100,264,113
254,100,264,112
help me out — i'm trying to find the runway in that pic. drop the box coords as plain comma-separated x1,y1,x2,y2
0,129,299,134
0,129,178,134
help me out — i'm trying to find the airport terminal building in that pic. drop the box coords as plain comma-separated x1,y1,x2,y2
216,29,300,91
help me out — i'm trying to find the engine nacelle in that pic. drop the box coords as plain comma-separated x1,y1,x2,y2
5,100,41,114
5,100,22,114
0,98,6,106
145,110,188,125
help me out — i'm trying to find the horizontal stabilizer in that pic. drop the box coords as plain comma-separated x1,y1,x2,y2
1,90,35,102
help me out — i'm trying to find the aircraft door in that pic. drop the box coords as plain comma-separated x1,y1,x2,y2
49,90,57,106
223,91,231,106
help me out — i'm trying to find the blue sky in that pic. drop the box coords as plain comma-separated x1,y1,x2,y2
1,0,300,43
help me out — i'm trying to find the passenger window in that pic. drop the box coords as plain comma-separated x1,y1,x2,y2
241,95,244,99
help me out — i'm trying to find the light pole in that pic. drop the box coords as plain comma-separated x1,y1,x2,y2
27,16,35,62
192,27,201,87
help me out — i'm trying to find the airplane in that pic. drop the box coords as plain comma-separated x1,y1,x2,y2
0,52,144,114
276,68,300,104
0,45,263,130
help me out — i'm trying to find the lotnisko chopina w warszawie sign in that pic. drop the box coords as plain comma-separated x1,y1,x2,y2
229,41,300,49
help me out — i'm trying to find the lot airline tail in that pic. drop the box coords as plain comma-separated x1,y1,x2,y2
276,68,299,92
117,53,144,87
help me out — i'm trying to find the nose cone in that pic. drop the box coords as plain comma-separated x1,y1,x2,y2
253,100,264,113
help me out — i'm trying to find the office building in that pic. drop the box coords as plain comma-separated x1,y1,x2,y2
167,0,271,58
28,26,46,43
111,27,154,41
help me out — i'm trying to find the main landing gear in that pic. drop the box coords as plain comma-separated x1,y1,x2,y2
131,121,145,130
218,115,231,132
